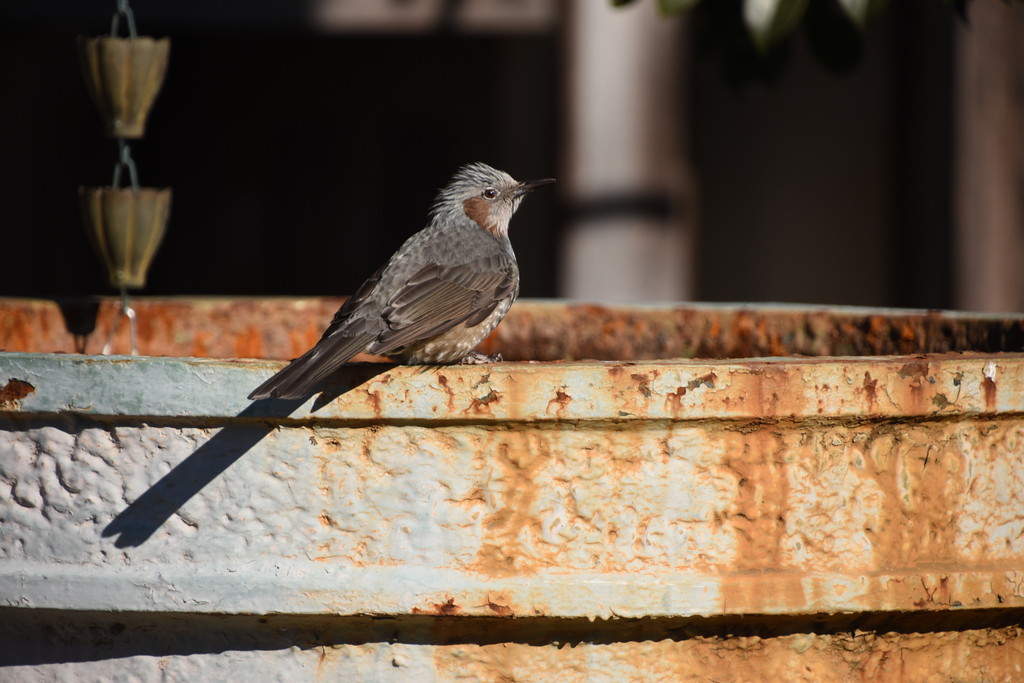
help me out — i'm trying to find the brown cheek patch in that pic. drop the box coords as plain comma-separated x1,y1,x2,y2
463,197,499,236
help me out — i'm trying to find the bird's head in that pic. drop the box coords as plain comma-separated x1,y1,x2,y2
432,162,555,238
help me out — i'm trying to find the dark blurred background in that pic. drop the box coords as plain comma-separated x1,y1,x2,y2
2,0,1022,311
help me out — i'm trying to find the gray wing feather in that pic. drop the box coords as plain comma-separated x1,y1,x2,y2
370,262,516,355
247,331,375,400
248,252,516,400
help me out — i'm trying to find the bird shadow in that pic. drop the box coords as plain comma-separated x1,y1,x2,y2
100,363,394,548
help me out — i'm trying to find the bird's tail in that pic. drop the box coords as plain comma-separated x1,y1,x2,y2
248,333,373,400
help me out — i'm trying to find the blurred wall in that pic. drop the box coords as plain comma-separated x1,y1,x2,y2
0,1,560,299
693,31,898,307
691,0,961,309
953,0,1024,313
1,0,1019,311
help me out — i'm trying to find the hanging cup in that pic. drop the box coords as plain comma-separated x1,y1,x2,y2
78,36,170,139
79,187,171,289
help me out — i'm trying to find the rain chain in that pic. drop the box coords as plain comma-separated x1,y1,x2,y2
78,0,171,355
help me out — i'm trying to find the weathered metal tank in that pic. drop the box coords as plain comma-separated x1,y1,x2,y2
1,298,1022,680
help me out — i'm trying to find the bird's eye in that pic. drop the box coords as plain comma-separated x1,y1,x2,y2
482,187,498,200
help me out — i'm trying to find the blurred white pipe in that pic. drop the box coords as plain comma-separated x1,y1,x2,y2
561,0,694,302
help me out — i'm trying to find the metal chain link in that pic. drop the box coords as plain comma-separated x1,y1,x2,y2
104,0,142,355
110,0,138,39
112,139,140,191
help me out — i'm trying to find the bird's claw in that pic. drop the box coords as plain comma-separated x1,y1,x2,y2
460,350,502,364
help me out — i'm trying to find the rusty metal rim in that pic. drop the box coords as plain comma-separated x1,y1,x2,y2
1,351,1021,423
3,561,1021,619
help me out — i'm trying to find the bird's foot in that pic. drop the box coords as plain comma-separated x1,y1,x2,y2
460,350,502,364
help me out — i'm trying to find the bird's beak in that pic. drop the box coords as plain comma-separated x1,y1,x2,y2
514,178,556,197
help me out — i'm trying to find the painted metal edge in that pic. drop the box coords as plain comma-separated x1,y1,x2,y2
1,351,1022,422
2,561,1021,619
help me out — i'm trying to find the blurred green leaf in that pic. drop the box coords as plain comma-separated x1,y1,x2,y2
837,0,888,27
693,0,792,86
658,0,702,16
610,0,1023,83
743,0,809,51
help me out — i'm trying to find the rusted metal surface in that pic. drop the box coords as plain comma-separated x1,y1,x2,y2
0,297,348,359
2,297,1022,360
488,300,1024,360
1,300,1023,679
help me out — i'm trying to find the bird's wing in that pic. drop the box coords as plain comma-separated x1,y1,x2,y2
317,262,387,340
248,257,517,400
247,264,389,399
246,330,375,400
368,258,518,355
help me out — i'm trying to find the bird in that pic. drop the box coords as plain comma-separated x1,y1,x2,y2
248,162,555,400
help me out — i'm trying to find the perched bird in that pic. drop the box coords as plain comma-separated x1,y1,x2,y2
248,162,554,400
